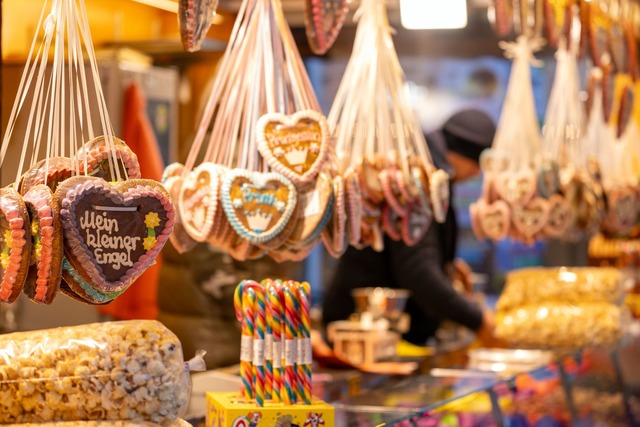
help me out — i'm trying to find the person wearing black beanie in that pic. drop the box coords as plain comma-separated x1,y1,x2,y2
322,109,500,348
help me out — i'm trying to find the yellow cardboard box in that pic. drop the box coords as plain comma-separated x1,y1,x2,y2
206,392,334,427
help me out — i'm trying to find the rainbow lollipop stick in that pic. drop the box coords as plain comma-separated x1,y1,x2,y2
262,280,274,401
297,282,312,404
282,283,298,405
253,287,266,407
240,287,256,399
267,281,283,403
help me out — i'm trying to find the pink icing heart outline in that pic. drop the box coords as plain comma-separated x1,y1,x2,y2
304,0,350,55
57,177,175,293
380,169,408,217
381,205,402,241
0,186,31,303
344,169,363,245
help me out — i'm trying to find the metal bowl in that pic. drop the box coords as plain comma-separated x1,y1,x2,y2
351,287,410,320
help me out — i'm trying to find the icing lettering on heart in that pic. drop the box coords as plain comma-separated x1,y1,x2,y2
257,110,329,185
57,177,175,293
179,162,221,242
0,186,31,303
221,170,297,244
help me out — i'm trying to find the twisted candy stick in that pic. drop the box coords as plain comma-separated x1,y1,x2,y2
297,281,312,404
282,282,298,405
262,279,274,400
241,287,256,399
286,280,304,404
253,286,267,407
235,280,260,399
265,279,283,403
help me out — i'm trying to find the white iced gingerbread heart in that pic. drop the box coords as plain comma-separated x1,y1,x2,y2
257,110,329,186
512,197,550,238
287,172,334,247
495,171,537,206
476,199,511,241
221,170,297,245
179,162,221,242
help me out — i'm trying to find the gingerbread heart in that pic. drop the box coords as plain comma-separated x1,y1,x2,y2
495,172,537,206
76,136,141,181
606,188,638,233
0,186,32,303
221,170,297,245
412,165,434,219
164,174,198,254
179,163,221,242
56,177,175,293
479,149,508,173
381,205,402,241
359,159,385,204
60,258,125,305
287,173,334,248
22,185,63,304
469,202,487,240
257,110,329,186
304,0,349,55
321,175,347,257
344,169,363,245
477,200,511,241
544,194,574,238
512,197,550,238
178,0,219,52
402,204,431,246
538,160,560,198
18,157,74,195
380,169,408,217
430,169,450,223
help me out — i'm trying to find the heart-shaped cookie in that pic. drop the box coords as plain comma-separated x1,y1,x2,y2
304,0,349,55
56,177,175,293
60,258,125,305
344,169,363,245
402,204,431,246
477,200,511,241
358,159,385,204
164,174,198,254
76,136,141,181
380,169,408,217
321,175,347,257
544,194,574,238
22,185,63,304
18,157,74,195
538,160,560,198
479,149,509,174
429,169,450,223
178,0,219,52
605,187,638,234
512,197,550,238
469,202,487,240
257,110,329,186
495,171,537,206
381,205,402,241
0,186,32,303
221,169,298,245
179,162,221,242
287,173,334,248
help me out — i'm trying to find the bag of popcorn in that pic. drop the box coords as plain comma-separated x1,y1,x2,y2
0,320,205,426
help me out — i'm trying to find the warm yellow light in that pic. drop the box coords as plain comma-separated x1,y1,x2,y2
130,0,224,23
399,0,468,30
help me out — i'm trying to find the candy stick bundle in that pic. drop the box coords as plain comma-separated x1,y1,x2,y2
234,279,313,407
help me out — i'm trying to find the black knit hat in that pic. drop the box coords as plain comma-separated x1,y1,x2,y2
441,109,496,163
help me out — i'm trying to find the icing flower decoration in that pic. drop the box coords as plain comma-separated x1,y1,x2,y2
3,230,13,248
275,201,286,212
145,212,161,229
31,221,39,236
0,252,9,269
143,236,157,251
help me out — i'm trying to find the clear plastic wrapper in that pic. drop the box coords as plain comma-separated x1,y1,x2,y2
4,420,191,427
0,320,204,425
497,267,624,312
496,302,626,349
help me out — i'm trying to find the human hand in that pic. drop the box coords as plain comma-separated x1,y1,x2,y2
475,310,508,348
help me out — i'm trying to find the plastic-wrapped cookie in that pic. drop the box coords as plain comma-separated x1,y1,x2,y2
0,186,32,302
22,184,63,304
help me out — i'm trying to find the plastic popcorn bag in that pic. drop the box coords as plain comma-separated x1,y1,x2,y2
496,302,626,349
497,267,624,312
0,320,205,425
4,421,191,427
